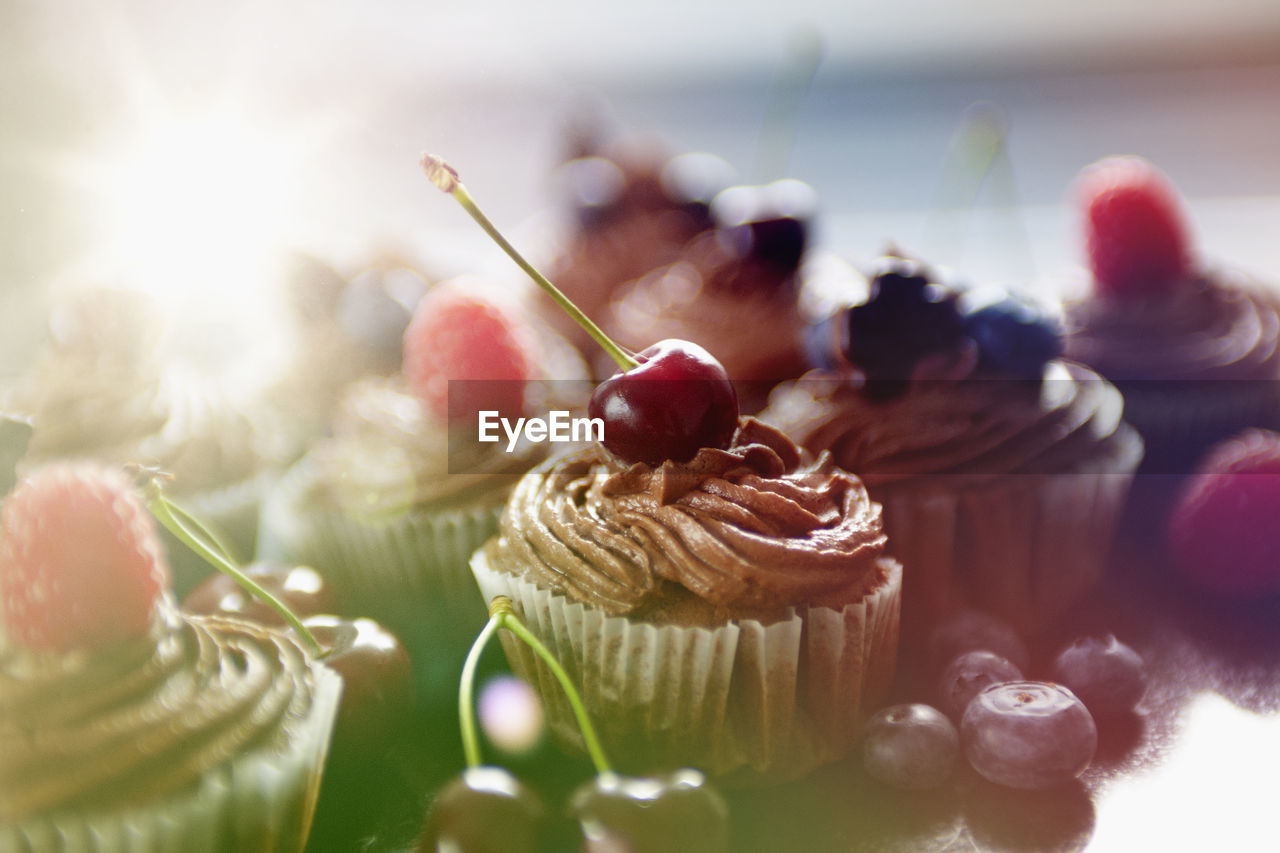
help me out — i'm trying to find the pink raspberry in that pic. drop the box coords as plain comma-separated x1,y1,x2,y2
402,285,533,423
1076,156,1192,298
1,463,169,651
1168,430,1280,597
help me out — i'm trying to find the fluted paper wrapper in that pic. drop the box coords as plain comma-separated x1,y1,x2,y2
0,665,341,853
258,462,499,682
471,551,902,785
879,425,1143,642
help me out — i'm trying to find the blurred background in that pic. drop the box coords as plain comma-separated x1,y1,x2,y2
3,0,1280,374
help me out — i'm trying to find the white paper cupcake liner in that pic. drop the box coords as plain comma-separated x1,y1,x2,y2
1,664,341,853
471,551,902,784
877,425,1143,641
258,462,501,679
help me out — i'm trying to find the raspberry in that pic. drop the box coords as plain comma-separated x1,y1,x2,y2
1077,156,1192,298
1,463,169,651
1168,429,1280,597
402,284,533,424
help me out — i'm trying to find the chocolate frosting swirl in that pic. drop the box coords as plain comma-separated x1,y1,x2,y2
763,361,1131,486
0,607,320,821
484,418,887,618
1065,273,1280,381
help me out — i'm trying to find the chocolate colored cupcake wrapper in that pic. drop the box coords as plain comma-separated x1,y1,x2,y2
880,425,1144,642
471,551,902,785
1,664,341,853
258,462,499,679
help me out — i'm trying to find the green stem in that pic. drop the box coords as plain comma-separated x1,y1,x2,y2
490,598,612,775
421,153,639,372
146,493,320,655
458,613,501,769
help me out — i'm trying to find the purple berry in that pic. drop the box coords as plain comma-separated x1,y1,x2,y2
862,703,959,791
712,179,814,272
937,650,1023,720
961,681,1097,789
928,609,1030,675
1050,634,1147,715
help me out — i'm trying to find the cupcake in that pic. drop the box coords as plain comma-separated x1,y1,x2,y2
258,279,587,690
763,254,1143,640
602,180,817,412
1063,156,1280,475
0,463,341,852
3,287,295,593
472,415,902,783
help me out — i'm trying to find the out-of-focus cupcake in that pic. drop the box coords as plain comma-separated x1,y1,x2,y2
472,417,901,784
1062,156,1280,476
3,287,294,593
540,144,736,359
0,463,341,852
258,278,588,692
603,179,818,412
763,254,1143,641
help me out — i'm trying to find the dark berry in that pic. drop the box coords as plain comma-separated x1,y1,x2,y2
420,766,544,853
961,681,1097,789
339,267,428,373
1050,634,1147,715
862,703,959,790
569,769,729,853
963,293,1062,379
588,339,739,466
659,151,736,228
937,650,1024,721
841,255,966,397
712,179,814,272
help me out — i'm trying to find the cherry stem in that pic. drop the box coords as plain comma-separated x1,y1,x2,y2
421,153,639,372
141,479,320,655
457,595,612,774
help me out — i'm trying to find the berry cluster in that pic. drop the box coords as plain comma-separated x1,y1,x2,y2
862,610,1147,791
825,255,1063,399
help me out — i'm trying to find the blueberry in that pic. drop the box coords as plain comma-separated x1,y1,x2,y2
963,293,1063,379
862,703,960,791
961,681,1097,789
1050,634,1147,715
937,650,1023,721
928,609,1031,675
338,267,428,372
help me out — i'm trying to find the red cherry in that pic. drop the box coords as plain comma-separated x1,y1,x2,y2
587,339,739,465
182,562,337,626
304,614,414,756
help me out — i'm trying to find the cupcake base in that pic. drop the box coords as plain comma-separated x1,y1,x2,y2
471,551,902,785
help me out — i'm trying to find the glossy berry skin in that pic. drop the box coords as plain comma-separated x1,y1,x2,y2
712,179,815,273
182,562,337,627
588,339,739,466
420,766,544,853
304,615,414,756
1051,635,1147,716
402,285,532,425
843,256,966,399
1168,429,1280,597
964,295,1063,379
0,464,168,651
961,681,1097,790
937,650,1024,721
569,769,729,853
862,703,959,791
1077,156,1192,298
928,609,1031,675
